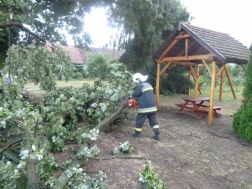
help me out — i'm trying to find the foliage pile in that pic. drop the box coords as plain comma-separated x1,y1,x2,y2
233,46,252,143
0,45,135,189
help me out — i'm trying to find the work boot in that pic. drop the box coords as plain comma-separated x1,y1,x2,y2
153,132,160,140
132,133,141,138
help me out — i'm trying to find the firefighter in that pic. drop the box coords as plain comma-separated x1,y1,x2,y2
130,73,160,140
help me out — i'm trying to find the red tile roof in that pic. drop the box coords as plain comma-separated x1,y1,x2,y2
62,45,125,65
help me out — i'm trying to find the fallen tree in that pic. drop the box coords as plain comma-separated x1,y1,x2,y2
0,49,135,188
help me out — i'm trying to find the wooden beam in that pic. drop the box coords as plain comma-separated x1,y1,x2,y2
190,66,197,78
159,61,172,76
191,46,204,55
156,63,160,110
202,59,212,77
208,61,216,125
176,41,196,57
162,54,213,62
187,70,191,95
157,39,178,60
219,69,224,101
185,38,189,56
191,72,202,94
194,66,200,98
199,65,205,76
170,61,203,66
224,65,236,99
174,34,191,40
240,64,246,72
215,65,225,79
204,60,214,64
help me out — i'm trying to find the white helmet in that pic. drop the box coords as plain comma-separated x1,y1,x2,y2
133,73,148,83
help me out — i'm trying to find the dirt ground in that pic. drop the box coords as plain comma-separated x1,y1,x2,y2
20,91,252,189
71,94,252,189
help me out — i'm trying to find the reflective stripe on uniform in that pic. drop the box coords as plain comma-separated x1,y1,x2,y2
135,128,142,131
138,106,157,113
153,125,159,129
142,87,153,92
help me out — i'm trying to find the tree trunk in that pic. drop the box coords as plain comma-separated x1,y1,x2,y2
24,130,40,189
95,103,125,130
52,143,88,188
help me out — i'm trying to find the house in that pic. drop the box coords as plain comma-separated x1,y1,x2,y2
61,45,125,69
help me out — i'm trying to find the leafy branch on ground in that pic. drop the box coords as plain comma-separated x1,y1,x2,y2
139,161,167,189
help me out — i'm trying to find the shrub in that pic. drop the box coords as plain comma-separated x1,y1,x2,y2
86,52,112,79
233,102,252,143
232,78,244,86
233,45,252,142
72,67,87,79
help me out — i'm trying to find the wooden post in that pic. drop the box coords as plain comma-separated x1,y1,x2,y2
185,38,188,56
192,73,202,94
208,61,216,125
219,69,224,101
194,66,199,98
156,63,160,110
224,66,236,99
187,70,191,95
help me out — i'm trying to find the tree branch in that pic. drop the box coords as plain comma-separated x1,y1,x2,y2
0,21,46,43
2,151,20,163
0,138,22,155
93,156,148,161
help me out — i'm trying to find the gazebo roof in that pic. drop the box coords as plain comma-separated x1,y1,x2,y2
153,22,250,65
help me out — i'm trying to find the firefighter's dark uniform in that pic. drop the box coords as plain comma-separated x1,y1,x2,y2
130,81,160,138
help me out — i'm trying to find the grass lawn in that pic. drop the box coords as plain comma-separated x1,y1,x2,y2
162,84,244,116
23,79,94,97
24,79,94,89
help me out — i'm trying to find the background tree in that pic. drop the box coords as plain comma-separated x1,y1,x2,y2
231,64,243,77
86,52,112,79
0,0,104,68
233,45,252,143
105,0,191,94
107,0,190,73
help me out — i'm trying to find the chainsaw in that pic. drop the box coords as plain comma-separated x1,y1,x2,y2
125,96,138,108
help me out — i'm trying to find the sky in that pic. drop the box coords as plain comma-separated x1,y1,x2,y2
179,0,252,48
68,0,252,48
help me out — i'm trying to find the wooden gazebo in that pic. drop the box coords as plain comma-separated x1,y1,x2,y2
153,22,250,125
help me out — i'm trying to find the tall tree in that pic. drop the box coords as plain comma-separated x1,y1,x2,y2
0,0,111,68
107,0,190,73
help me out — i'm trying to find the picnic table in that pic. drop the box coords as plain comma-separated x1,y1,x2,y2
175,97,222,119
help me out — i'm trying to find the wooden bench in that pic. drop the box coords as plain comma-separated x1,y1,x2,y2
175,103,222,118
